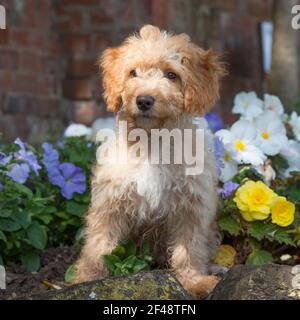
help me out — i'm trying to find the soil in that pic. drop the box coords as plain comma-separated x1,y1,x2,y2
0,246,79,300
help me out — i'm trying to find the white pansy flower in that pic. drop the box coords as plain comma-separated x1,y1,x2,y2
219,147,238,183
263,94,284,116
280,140,300,176
232,91,263,121
216,120,266,166
254,111,288,156
64,123,92,138
289,112,300,141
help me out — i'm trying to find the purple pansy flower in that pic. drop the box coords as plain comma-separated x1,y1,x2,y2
6,163,30,184
42,142,62,186
14,138,41,175
214,137,225,176
46,165,62,186
42,143,60,170
0,153,12,165
42,143,86,199
218,181,239,198
56,140,65,149
205,112,224,133
49,162,86,200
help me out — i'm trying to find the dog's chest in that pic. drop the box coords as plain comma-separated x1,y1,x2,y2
133,163,187,212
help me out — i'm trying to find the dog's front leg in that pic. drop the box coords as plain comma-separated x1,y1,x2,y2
168,215,219,299
74,209,130,284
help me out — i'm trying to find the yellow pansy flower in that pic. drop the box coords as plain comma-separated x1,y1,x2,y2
271,196,295,227
214,245,236,267
234,180,277,221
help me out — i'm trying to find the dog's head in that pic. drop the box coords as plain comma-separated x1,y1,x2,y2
100,25,225,128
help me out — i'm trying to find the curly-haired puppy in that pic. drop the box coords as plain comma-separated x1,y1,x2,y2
75,25,225,298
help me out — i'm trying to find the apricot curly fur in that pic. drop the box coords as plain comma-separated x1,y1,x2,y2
75,25,225,299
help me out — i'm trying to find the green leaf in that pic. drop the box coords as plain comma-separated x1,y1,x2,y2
14,239,21,248
112,245,126,259
75,226,85,242
43,206,57,214
73,193,90,204
104,240,153,276
124,240,137,257
0,218,21,231
248,221,276,241
132,259,149,273
140,242,150,256
116,267,130,276
246,249,273,266
14,184,33,199
113,267,124,276
0,230,6,242
269,155,289,172
232,167,264,184
114,262,123,268
122,255,137,269
64,265,76,283
26,222,47,250
0,255,3,266
103,254,121,272
35,214,53,225
218,215,241,236
66,201,87,217
247,238,262,250
284,184,300,202
0,209,11,218
21,252,40,272
55,211,69,219
12,211,31,229
272,230,295,246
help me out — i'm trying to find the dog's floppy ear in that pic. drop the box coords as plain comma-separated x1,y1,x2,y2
183,46,226,115
99,47,124,112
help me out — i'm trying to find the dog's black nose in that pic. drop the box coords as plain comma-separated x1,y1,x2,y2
136,95,155,111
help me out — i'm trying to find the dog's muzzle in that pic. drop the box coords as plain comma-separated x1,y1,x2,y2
136,95,155,112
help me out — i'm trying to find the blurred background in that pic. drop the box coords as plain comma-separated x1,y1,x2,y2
0,0,299,143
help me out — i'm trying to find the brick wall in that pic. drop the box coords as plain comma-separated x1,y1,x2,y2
56,0,164,126
0,0,293,143
0,0,64,143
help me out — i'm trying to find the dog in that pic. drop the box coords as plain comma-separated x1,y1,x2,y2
74,25,225,298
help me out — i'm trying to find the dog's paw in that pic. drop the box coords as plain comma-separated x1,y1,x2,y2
73,261,108,284
186,275,220,299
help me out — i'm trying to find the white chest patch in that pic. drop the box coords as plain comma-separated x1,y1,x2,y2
133,163,184,219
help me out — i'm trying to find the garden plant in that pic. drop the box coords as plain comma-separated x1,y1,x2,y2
0,92,300,277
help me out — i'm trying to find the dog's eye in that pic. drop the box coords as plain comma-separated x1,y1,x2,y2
165,71,178,80
130,69,137,77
